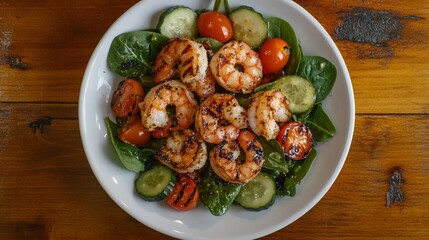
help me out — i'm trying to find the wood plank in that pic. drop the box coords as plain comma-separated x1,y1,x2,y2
0,0,139,103
0,0,428,115
299,0,429,114
0,103,428,239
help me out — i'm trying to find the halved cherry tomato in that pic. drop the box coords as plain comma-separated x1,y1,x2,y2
118,116,151,146
259,38,290,74
277,122,313,160
111,79,144,118
166,174,200,211
197,11,233,43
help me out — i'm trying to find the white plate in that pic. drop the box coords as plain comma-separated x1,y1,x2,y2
79,0,355,239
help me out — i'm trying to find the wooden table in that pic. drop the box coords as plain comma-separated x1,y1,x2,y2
1,0,428,239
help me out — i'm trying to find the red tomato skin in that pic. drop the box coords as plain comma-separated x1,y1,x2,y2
197,11,233,43
166,175,199,211
259,38,290,74
277,122,313,160
151,127,170,139
118,116,151,146
111,79,144,118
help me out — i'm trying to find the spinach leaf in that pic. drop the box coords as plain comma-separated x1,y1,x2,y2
199,166,242,216
139,76,157,89
305,103,336,142
293,149,317,183
104,117,155,172
145,138,166,152
234,93,252,109
266,17,302,75
296,56,337,103
254,80,276,93
196,37,224,52
279,149,317,197
115,116,128,127
258,136,289,174
107,31,169,80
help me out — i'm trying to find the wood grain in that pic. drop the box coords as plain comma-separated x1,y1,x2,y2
0,0,428,114
297,0,429,115
0,0,428,239
0,103,428,239
0,0,139,103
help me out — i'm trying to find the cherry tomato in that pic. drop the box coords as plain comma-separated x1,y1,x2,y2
151,127,170,139
118,116,151,146
277,122,313,160
197,11,233,43
111,79,144,118
259,38,290,74
166,174,200,211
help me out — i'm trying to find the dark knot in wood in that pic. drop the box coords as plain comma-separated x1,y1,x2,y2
386,167,406,208
0,55,29,70
28,116,52,134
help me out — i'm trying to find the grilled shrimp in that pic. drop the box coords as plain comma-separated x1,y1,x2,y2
209,40,263,94
155,129,207,173
188,68,216,98
210,130,264,184
139,80,198,133
247,90,291,140
153,38,213,97
195,93,248,144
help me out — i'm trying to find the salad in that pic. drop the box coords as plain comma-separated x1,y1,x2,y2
104,0,337,216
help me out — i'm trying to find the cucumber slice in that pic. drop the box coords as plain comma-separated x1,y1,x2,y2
256,75,316,114
135,164,176,201
229,6,268,49
157,6,198,38
235,172,276,211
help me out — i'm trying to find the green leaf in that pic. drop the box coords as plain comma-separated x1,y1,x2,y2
145,138,167,152
293,149,317,183
104,117,155,172
195,37,224,52
266,16,302,75
138,76,157,88
199,166,242,216
234,93,252,109
254,80,276,93
107,31,169,80
305,104,336,142
281,149,317,196
296,56,337,102
258,136,289,174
